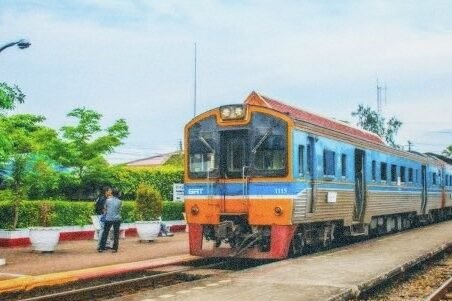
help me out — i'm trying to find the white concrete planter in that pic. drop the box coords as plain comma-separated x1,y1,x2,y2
135,221,160,241
29,227,61,252
0,229,29,239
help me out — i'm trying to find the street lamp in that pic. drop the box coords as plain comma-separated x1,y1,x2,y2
0,39,31,53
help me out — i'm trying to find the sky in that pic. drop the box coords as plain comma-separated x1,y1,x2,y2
1,1,451,163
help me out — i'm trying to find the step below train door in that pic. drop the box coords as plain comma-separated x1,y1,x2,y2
353,149,367,222
421,165,428,215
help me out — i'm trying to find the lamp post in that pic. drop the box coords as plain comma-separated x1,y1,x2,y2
0,39,31,53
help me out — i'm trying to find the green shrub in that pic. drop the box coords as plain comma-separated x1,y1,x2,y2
0,199,184,228
162,201,184,221
135,184,163,220
111,166,183,201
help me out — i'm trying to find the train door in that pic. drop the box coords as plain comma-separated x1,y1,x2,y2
421,165,428,215
306,136,316,213
219,130,249,211
353,149,366,221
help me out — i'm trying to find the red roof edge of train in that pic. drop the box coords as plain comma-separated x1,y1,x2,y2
244,91,385,145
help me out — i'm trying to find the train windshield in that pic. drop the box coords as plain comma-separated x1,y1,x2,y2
188,117,220,178
250,113,287,177
188,112,287,179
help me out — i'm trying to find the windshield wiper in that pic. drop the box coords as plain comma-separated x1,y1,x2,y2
199,136,215,153
251,128,272,154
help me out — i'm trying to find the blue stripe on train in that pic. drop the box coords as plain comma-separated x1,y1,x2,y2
185,182,307,196
185,181,442,196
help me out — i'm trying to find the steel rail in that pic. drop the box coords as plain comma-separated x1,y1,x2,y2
18,260,230,301
425,276,452,301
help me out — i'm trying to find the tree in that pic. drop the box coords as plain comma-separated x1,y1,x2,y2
443,145,452,158
0,114,59,228
0,82,25,114
352,104,402,148
53,107,129,198
0,83,27,163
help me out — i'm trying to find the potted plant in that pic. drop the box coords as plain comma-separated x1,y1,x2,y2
134,184,163,241
29,201,61,252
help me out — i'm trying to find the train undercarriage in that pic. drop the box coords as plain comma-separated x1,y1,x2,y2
194,207,452,259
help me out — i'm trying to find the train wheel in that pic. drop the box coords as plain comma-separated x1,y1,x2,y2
288,233,304,258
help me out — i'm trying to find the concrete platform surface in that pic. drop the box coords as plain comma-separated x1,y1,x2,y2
0,232,188,276
111,220,452,301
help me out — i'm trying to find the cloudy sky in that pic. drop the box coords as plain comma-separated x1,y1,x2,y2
1,1,451,163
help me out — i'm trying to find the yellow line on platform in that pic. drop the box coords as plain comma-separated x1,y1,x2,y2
0,254,198,294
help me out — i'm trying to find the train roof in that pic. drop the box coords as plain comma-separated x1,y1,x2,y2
244,91,385,145
425,153,452,166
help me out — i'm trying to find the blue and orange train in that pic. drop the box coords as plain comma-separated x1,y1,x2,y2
184,91,452,259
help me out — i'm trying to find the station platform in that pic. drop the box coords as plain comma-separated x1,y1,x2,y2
110,220,452,301
0,232,192,292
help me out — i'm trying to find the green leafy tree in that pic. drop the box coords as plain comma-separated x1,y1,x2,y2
0,82,25,114
443,145,452,158
0,114,60,228
53,107,129,198
352,104,402,148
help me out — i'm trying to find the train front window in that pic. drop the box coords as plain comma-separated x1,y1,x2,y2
251,113,287,177
188,112,287,179
227,137,247,173
222,130,249,178
188,117,219,178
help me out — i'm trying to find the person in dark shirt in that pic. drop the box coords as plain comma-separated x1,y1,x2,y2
95,186,111,250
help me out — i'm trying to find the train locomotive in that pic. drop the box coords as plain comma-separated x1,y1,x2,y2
184,91,452,259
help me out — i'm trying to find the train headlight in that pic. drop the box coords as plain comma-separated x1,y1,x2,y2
220,105,246,120
191,205,200,215
274,206,283,216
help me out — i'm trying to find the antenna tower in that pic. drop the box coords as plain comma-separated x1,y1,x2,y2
376,78,387,115
193,42,197,117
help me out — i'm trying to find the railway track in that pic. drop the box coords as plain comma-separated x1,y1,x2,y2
3,258,266,301
426,276,452,301
358,248,452,300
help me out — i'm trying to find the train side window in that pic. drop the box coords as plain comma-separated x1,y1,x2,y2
433,172,437,185
400,166,406,183
371,160,376,181
415,169,419,183
381,162,387,181
298,145,304,177
341,154,347,177
323,149,336,176
408,168,413,182
307,144,312,175
391,164,397,182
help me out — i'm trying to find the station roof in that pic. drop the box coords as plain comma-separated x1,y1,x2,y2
124,151,180,168
245,91,385,145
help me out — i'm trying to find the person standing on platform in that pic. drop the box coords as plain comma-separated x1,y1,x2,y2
98,188,122,253
94,186,111,250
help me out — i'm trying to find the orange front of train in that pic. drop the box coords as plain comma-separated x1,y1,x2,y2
183,92,299,259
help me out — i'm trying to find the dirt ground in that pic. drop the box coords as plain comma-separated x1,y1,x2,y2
0,232,189,276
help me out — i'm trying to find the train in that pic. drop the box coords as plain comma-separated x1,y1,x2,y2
183,91,452,259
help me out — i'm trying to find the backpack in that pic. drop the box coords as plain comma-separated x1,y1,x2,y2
94,196,106,215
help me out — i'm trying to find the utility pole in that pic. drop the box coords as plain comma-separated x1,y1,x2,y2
193,42,197,117
376,78,387,115
407,141,413,152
